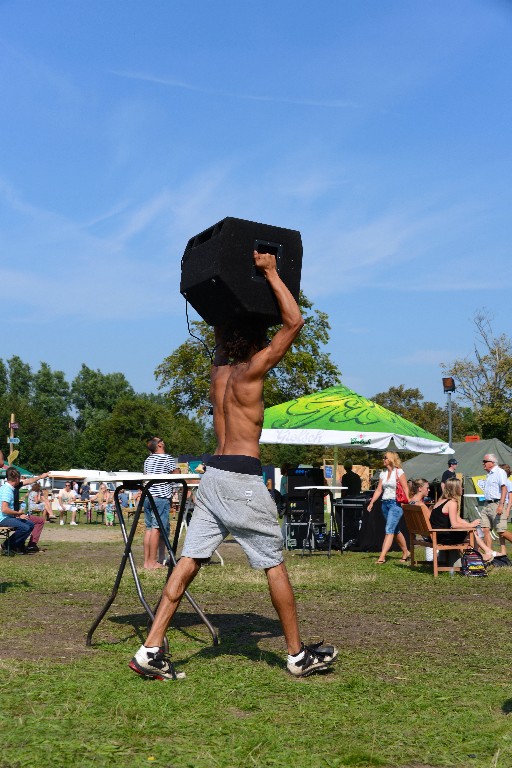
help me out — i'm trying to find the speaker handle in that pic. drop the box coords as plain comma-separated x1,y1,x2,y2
252,240,283,282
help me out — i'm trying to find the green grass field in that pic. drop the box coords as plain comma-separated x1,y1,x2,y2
1,531,512,768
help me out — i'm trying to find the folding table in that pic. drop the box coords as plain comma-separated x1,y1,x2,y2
84,473,218,649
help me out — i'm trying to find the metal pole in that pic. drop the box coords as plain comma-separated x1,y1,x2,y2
333,445,338,487
447,392,453,448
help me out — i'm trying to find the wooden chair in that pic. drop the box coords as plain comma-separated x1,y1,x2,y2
402,503,475,577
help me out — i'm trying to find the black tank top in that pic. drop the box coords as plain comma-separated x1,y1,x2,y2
429,499,451,530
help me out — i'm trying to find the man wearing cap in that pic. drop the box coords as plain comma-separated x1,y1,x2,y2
441,458,458,493
481,453,508,549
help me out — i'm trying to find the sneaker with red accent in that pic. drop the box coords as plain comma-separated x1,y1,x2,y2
128,646,186,681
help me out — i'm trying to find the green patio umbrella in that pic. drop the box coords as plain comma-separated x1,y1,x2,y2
0,463,34,478
260,385,453,454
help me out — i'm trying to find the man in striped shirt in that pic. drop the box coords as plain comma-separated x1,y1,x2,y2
143,437,178,569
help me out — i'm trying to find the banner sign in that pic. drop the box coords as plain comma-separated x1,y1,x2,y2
472,475,486,495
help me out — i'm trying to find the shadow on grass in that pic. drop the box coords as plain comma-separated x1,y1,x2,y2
502,698,512,714
107,609,285,668
0,579,30,593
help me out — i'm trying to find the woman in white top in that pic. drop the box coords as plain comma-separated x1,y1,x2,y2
367,451,410,564
28,482,54,521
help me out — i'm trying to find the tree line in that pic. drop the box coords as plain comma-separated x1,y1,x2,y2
0,359,209,474
2,303,509,474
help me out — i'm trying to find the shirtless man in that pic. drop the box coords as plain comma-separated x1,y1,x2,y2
129,251,338,680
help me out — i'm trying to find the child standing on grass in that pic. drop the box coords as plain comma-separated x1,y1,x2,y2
105,492,115,527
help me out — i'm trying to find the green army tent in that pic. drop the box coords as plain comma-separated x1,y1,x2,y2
402,437,512,519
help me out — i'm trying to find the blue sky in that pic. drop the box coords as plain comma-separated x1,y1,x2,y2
1,0,511,408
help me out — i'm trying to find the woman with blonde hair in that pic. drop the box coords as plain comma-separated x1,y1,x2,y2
429,478,495,562
408,478,432,507
368,451,410,564
91,482,109,521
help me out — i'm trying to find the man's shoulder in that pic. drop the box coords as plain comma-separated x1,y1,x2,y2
144,453,176,471
0,483,13,500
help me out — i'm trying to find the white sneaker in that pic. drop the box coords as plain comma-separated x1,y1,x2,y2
287,641,338,678
60,520,64,526
70,521,78,526
128,646,186,681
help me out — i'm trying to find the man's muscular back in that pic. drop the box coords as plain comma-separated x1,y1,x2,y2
211,252,304,459
212,361,265,458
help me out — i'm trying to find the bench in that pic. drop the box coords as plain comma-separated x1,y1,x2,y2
0,526,14,556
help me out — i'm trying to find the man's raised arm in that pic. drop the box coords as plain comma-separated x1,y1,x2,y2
251,251,304,373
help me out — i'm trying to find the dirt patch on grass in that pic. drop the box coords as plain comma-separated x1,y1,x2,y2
38,521,123,544
2,534,511,666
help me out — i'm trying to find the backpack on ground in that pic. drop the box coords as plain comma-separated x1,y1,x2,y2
460,548,488,577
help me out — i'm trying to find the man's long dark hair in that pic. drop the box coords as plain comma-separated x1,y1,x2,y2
222,318,269,364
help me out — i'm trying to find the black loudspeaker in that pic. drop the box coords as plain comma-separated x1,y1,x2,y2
286,467,324,494
286,520,326,550
180,217,303,326
287,496,324,524
333,495,365,545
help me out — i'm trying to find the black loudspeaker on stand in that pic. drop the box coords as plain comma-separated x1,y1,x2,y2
180,217,302,326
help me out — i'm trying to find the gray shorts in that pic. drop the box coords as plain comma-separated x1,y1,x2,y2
181,466,283,570
480,501,508,533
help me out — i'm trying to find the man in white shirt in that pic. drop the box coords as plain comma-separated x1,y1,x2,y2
58,482,78,526
481,454,508,549
498,463,512,555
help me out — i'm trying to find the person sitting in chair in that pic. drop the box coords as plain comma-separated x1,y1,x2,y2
58,482,78,526
429,478,495,563
0,467,35,554
28,482,54,521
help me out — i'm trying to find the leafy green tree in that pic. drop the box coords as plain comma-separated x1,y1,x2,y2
155,292,341,418
106,397,208,470
442,312,512,443
372,384,478,443
33,363,71,420
71,365,134,427
75,411,111,469
28,415,77,471
0,397,75,472
0,360,8,398
7,356,32,401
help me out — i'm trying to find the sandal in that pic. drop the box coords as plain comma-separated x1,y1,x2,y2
399,554,411,563
376,559,386,565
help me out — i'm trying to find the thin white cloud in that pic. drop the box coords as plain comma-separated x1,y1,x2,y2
111,70,357,109
112,190,173,246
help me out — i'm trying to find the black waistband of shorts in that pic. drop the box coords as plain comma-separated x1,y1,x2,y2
206,455,262,476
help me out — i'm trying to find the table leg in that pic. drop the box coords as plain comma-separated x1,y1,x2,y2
86,488,157,647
